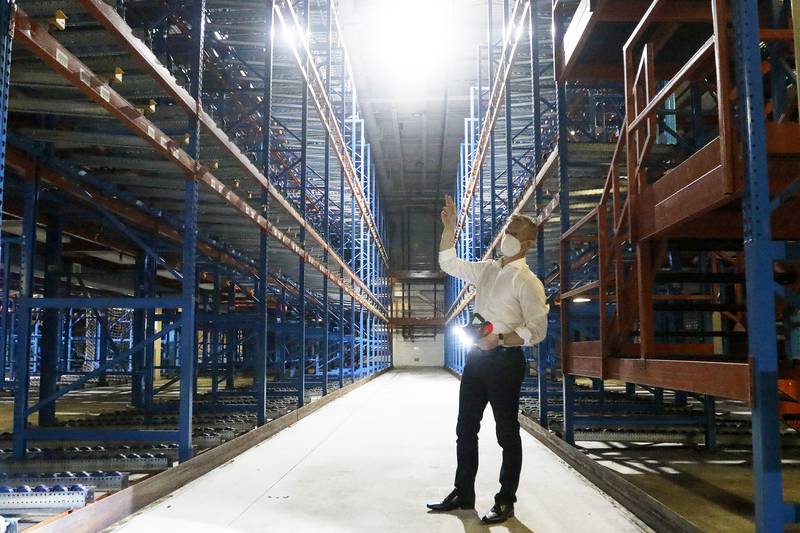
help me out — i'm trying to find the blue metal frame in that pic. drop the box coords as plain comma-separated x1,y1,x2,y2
174,0,206,463
444,0,744,469
732,0,793,529
255,0,275,427
0,0,11,393
4,0,389,467
12,164,38,458
445,0,558,402
297,0,310,408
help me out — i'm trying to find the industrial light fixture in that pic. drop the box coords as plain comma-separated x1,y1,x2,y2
49,9,67,31
572,297,591,303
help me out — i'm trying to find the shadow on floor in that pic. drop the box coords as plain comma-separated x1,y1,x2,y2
588,444,758,522
428,509,535,533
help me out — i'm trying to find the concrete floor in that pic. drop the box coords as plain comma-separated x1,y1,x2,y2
109,368,648,533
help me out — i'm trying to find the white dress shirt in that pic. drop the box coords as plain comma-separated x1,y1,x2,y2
439,247,549,346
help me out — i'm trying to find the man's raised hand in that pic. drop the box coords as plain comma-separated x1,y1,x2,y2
441,194,457,229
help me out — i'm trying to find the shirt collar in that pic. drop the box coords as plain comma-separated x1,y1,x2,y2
494,256,528,270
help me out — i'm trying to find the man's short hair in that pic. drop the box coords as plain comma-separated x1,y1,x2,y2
510,214,537,242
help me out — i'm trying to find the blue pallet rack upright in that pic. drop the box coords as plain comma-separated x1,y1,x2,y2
0,0,11,393
733,1,794,528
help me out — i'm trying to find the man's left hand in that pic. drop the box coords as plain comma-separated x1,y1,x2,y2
474,333,500,351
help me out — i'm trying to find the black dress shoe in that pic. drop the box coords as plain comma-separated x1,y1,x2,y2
426,489,475,511
481,502,514,524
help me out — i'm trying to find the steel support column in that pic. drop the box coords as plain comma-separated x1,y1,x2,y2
210,266,221,401
297,0,310,408
322,0,332,395
12,167,37,459
143,250,156,412
39,215,63,426
351,191,356,382
489,0,497,238
338,43,346,389
97,315,109,387
732,0,786,529
179,0,206,462
0,238,11,390
530,0,548,428
554,1,573,444
504,0,514,210
477,46,485,255
226,283,236,389
0,0,11,296
132,253,147,408
255,0,275,426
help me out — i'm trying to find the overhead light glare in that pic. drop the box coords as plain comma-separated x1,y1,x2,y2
365,0,454,89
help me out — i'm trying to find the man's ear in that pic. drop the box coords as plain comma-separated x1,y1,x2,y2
521,239,534,253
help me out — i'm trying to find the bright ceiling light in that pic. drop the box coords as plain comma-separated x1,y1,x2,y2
366,0,454,89
572,297,591,303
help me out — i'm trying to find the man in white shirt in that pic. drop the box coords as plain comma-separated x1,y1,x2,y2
427,195,549,524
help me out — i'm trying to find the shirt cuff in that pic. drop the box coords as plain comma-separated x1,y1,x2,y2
439,247,456,263
514,326,535,346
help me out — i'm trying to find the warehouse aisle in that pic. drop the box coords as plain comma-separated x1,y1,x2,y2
111,368,647,533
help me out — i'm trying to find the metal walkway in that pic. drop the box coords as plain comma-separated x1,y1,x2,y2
109,368,647,533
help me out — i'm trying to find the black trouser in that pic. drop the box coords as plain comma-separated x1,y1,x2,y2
454,346,526,505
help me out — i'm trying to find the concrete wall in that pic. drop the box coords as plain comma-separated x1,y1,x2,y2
392,335,444,367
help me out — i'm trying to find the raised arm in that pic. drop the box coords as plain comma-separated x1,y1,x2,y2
440,194,457,253
439,194,488,284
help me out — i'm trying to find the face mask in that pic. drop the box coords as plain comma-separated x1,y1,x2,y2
500,233,521,257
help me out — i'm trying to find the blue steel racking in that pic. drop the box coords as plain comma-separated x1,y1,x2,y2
0,0,11,393
445,0,562,426
444,0,800,530
0,0,390,465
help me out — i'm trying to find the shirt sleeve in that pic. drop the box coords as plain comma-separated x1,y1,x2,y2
438,247,489,285
514,274,550,346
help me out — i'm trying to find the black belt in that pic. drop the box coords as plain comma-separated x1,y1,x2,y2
493,345,522,355
473,345,522,356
